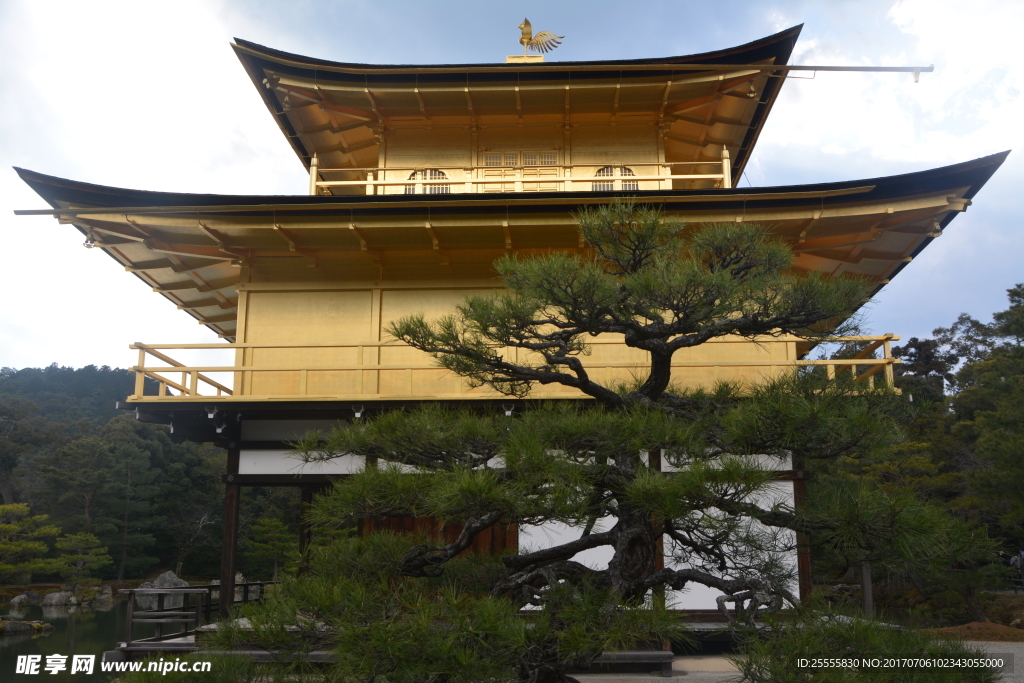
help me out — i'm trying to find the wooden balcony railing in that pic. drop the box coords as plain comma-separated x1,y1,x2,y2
128,335,899,402
308,155,732,195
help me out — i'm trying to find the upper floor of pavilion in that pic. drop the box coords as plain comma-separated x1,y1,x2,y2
232,26,802,195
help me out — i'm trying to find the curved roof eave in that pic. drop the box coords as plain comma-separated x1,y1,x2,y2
14,151,1008,214
230,26,803,182
230,25,803,73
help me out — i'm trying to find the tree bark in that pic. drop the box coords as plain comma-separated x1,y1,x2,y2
962,585,989,622
607,509,658,601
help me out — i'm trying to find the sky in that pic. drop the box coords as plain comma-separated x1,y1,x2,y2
1,0,1021,371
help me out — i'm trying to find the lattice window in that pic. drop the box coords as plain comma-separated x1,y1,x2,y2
523,151,557,166
405,169,450,194
593,166,637,192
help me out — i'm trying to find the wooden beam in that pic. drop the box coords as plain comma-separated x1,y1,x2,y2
124,258,175,272
425,222,450,266
673,113,748,127
197,313,237,324
152,276,238,294
198,220,250,263
295,119,368,136
177,297,239,311
273,224,317,267
664,131,732,148
319,137,377,155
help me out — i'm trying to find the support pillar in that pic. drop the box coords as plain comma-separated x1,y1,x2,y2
219,449,241,619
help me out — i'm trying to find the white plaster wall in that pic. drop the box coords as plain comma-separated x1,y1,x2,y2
238,449,364,475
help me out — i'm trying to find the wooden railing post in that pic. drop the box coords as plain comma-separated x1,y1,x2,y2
308,154,319,196
155,593,165,640
195,591,203,629
883,336,895,387
125,591,135,645
134,347,147,397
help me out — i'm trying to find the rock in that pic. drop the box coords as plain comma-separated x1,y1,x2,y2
0,619,53,635
40,590,75,606
1011,618,1022,629
0,621,34,634
153,571,189,589
10,591,44,607
136,571,189,610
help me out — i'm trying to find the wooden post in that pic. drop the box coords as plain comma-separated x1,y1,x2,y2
721,146,732,188
308,154,319,196
220,448,241,619
155,593,165,640
134,348,146,397
861,561,874,618
194,591,203,629
883,337,895,387
124,591,135,644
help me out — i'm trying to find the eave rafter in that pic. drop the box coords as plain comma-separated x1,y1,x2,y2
152,275,239,294
349,223,382,266
177,296,239,311
424,222,451,266
273,223,317,267
74,217,233,262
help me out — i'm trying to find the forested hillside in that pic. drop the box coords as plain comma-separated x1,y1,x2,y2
0,366,300,584
808,284,1024,622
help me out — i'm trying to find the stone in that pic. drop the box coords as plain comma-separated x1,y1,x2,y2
40,590,75,606
10,595,28,607
136,570,190,610
152,571,189,589
0,621,34,634
0,619,53,635
1010,618,1022,629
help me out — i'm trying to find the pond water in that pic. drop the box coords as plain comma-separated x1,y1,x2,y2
1,599,156,682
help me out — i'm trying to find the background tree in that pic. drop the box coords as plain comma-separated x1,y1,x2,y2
243,518,297,581
35,435,114,534
54,532,111,590
806,284,1024,622
102,417,163,581
0,503,61,583
1,366,231,582
0,399,53,505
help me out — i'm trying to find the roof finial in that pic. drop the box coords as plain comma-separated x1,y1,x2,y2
518,18,563,56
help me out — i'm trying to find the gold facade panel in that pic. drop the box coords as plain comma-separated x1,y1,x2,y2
380,287,502,333
245,290,374,344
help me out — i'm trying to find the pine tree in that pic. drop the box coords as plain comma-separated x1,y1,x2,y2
0,503,61,583
211,204,907,683
54,532,111,590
